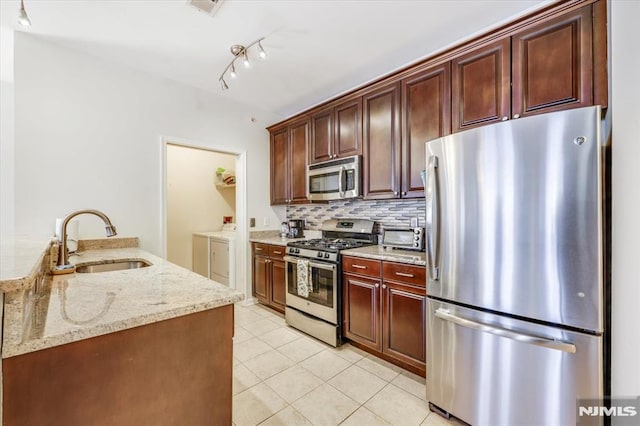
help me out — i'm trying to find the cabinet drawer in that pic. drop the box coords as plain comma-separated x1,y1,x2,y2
382,262,426,288
269,245,286,260
342,256,381,277
253,243,270,256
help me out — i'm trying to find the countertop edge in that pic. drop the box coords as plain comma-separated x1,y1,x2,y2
2,293,244,358
341,246,427,266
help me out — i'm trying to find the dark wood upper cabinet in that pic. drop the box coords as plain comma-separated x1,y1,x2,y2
310,99,362,164
270,119,309,205
401,63,451,198
310,109,333,164
334,98,362,158
512,5,593,118
363,83,401,200
269,127,288,205
289,119,309,203
452,38,511,132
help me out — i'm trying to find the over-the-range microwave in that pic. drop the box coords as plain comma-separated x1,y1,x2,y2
307,155,361,201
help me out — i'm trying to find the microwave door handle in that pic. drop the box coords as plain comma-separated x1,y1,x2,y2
426,155,440,280
338,166,345,198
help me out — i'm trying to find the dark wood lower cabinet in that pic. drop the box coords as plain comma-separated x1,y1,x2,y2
343,273,381,350
342,256,426,376
3,306,233,426
251,243,286,313
382,281,426,370
271,259,287,312
253,255,269,304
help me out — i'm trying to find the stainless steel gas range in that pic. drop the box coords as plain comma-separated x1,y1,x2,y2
284,219,376,346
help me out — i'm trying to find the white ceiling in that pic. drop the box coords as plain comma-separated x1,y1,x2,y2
0,0,552,120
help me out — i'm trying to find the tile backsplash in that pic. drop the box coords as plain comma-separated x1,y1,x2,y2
287,198,426,234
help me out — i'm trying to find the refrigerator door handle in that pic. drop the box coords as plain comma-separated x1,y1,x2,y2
434,308,577,354
426,155,440,280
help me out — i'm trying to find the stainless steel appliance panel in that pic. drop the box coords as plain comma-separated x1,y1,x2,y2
425,106,603,332
307,155,361,201
285,256,338,324
427,299,603,426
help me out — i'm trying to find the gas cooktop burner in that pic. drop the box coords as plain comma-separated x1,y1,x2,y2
288,238,370,251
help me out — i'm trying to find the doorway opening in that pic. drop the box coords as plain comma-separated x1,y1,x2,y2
161,137,248,296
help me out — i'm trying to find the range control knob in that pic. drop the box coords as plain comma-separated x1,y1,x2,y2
414,229,421,234
324,253,330,259
317,252,323,258
294,248,300,254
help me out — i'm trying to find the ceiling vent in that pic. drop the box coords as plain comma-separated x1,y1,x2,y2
186,0,225,17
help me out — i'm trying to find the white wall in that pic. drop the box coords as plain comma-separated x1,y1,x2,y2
0,81,14,238
166,144,236,269
13,33,281,251
610,0,640,405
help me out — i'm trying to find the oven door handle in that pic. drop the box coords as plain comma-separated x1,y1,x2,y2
284,256,336,271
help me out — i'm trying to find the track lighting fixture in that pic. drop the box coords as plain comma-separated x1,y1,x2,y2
218,37,267,90
18,0,31,27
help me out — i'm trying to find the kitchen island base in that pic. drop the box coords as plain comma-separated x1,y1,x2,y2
2,304,233,425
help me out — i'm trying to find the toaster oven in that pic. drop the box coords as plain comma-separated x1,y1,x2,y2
382,228,425,251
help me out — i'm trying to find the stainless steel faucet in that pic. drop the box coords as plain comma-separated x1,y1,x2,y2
54,209,117,274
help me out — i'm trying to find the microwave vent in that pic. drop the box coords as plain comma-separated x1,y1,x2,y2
185,0,225,17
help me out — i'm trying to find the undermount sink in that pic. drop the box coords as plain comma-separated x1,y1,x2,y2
75,259,152,273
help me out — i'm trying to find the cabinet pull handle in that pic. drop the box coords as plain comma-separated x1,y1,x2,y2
273,250,282,254
513,113,520,119
255,248,263,251
501,116,509,121
395,272,415,278
352,265,367,269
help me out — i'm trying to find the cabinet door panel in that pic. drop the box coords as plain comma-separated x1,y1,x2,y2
270,259,286,313
401,63,451,198
452,38,511,132
253,256,269,303
363,83,401,199
310,109,333,164
289,119,309,203
343,273,381,350
382,282,426,366
270,128,288,205
335,98,362,158
512,6,593,117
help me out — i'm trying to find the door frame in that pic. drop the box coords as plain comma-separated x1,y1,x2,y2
160,135,248,297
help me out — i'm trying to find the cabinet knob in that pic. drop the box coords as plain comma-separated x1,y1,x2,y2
513,114,520,119
375,283,380,288
382,284,387,289
501,116,509,121
394,191,399,195
402,191,407,196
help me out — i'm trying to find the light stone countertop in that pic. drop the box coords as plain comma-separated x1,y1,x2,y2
0,235,54,292
249,230,321,247
341,245,427,266
2,246,244,358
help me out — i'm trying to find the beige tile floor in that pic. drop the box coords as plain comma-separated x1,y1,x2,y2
233,303,465,426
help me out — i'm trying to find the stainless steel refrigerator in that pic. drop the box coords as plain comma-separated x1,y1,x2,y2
425,106,608,426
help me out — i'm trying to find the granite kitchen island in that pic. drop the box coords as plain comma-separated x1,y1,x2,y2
0,236,243,425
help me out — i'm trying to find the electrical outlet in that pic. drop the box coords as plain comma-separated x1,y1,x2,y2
249,218,255,228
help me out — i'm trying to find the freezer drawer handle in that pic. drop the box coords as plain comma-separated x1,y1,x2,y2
434,309,577,354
